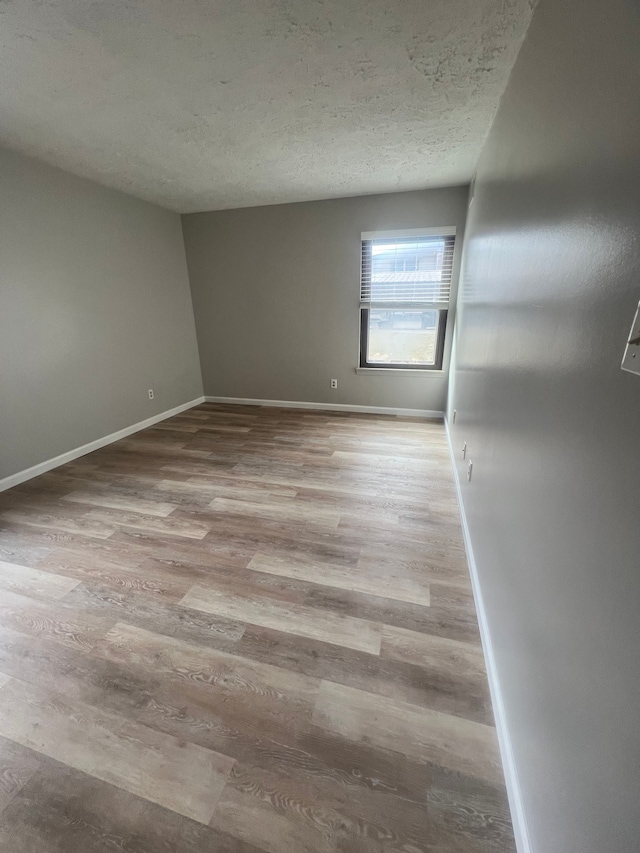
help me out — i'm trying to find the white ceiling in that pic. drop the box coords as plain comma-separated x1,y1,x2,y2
0,0,535,213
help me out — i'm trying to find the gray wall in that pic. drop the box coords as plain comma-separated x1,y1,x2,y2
448,1,640,851
182,188,468,412
0,147,203,482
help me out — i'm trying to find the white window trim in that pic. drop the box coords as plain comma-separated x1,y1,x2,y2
360,226,456,240
355,367,445,376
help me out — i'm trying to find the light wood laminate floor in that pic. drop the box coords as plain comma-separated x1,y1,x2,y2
0,403,515,852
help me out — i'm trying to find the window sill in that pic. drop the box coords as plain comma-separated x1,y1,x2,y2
355,367,445,377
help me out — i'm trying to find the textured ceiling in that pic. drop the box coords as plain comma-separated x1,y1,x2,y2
0,0,535,212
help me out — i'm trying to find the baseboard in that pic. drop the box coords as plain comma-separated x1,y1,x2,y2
204,395,444,420
444,418,532,853
0,396,206,493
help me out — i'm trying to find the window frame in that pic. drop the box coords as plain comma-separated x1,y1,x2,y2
358,227,455,373
359,307,448,371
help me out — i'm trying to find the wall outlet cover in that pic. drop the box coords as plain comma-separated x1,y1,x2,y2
621,301,640,376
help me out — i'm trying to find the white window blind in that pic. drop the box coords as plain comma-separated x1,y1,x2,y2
360,228,456,309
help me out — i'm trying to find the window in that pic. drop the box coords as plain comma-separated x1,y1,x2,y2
359,227,455,370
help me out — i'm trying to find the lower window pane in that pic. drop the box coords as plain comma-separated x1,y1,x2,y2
367,309,439,365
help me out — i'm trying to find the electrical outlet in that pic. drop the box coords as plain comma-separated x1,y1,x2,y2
462,441,467,459
148,389,154,400
467,460,473,481
621,300,640,376
452,409,457,424
330,379,338,389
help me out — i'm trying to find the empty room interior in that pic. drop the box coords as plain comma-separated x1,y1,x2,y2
0,1,639,851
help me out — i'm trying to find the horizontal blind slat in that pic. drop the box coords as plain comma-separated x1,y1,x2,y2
360,233,455,307
360,301,449,310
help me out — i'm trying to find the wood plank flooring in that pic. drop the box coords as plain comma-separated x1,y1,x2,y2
0,403,515,852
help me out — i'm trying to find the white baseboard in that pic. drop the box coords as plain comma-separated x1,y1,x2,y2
204,395,444,420
0,396,205,493
444,418,531,853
